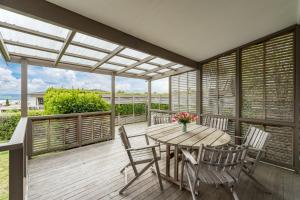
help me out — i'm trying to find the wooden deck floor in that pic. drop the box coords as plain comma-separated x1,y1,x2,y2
28,122,300,200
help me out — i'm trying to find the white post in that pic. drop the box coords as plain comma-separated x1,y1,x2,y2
21,59,28,117
111,73,116,139
147,80,152,126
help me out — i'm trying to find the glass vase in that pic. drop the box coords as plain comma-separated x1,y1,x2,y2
182,123,187,133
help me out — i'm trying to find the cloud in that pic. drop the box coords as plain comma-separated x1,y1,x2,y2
0,66,20,93
152,78,168,93
28,78,48,93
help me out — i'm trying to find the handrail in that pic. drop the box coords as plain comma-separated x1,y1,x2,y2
0,117,28,151
29,111,111,120
149,109,177,114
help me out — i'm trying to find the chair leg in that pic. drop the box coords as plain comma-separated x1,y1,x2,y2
185,167,197,200
152,148,164,191
120,163,130,174
180,160,185,190
231,187,239,200
243,171,272,194
119,160,154,194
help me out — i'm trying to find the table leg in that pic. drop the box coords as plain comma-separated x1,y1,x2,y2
166,144,170,177
174,146,179,181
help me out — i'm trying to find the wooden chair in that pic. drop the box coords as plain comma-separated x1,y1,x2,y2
152,115,175,155
203,116,228,131
153,115,171,125
180,144,248,200
231,126,271,193
118,126,163,194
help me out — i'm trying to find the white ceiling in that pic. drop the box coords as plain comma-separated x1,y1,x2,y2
47,0,299,61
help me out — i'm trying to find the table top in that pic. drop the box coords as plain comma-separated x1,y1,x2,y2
145,123,231,149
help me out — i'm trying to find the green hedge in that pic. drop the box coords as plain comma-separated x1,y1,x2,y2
116,103,146,115
151,103,169,110
44,88,110,114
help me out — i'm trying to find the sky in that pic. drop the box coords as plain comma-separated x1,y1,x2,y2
0,56,168,97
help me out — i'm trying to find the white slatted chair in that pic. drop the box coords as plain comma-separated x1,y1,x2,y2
231,126,271,193
203,116,229,131
180,144,248,200
118,126,163,194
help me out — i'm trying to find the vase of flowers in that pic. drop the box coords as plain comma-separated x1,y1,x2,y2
172,112,198,133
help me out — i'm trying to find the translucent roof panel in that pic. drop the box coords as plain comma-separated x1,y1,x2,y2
6,44,57,60
126,69,145,74
66,45,108,60
170,64,183,69
73,32,119,51
136,63,158,70
0,8,70,38
157,68,171,73
150,58,171,65
147,72,158,76
0,27,63,51
109,56,136,66
119,48,150,60
100,63,125,71
60,55,97,66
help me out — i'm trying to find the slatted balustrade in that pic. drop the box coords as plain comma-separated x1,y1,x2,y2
30,111,112,156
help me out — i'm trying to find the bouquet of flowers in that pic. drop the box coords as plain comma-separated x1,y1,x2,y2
172,112,198,132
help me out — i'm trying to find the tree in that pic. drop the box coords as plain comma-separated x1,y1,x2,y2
44,88,110,114
5,99,9,106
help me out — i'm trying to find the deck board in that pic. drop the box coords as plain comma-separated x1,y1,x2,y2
28,122,300,200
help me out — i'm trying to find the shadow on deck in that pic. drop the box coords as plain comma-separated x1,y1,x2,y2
28,122,300,200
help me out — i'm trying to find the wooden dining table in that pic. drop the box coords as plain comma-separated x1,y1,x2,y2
145,123,231,185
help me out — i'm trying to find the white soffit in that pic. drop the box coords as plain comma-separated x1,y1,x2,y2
47,0,298,61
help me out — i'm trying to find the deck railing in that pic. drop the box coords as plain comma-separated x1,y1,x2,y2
0,118,29,200
0,111,114,200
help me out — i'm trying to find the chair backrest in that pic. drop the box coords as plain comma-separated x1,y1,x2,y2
203,116,228,131
119,126,131,149
197,144,248,178
243,126,270,151
153,116,171,125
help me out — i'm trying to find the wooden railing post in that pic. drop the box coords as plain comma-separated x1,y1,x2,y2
147,80,152,126
77,115,82,147
27,118,33,159
9,148,25,200
111,73,116,139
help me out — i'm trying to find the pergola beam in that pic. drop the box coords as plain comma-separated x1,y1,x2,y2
0,21,65,42
0,32,10,61
116,56,155,74
10,54,150,80
139,62,177,76
151,67,192,80
55,30,76,66
90,46,124,72
0,0,198,69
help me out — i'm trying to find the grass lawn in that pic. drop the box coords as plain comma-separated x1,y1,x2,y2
0,140,8,200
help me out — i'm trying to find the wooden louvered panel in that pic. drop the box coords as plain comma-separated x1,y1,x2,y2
179,73,188,111
188,71,197,113
202,60,218,115
64,117,78,146
48,119,65,150
99,115,111,139
31,112,112,155
81,116,94,144
115,114,147,125
32,120,48,153
202,53,236,117
241,43,264,119
265,33,294,121
171,71,196,113
218,53,236,117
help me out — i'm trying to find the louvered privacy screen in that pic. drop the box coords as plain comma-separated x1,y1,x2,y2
31,112,112,156
240,32,295,167
171,71,197,113
202,53,236,117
